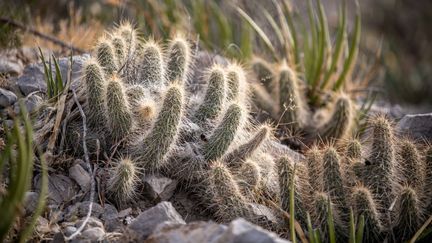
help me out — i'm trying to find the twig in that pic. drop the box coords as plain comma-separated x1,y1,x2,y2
65,89,95,241
0,17,86,54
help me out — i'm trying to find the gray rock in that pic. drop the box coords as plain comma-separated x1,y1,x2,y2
127,201,185,240
64,226,77,237
143,175,178,202
35,174,78,205
0,56,24,76
147,221,227,243
24,191,39,216
75,217,105,230
102,204,120,232
0,88,17,108
80,227,105,241
69,163,91,192
13,92,43,114
77,201,104,218
118,208,132,218
398,113,432,141
16,55,89,96
219,218,289,243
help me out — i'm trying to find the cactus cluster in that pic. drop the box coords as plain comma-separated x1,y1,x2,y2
276,115,431,242
57,22,282,227
250,58,355,146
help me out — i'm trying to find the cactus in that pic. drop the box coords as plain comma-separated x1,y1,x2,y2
234,160,262,196
166,36,191,84
322,147,348,216
138,41,164,87
345,139,362,160
107,158,139,205
194,66,226,124
138,85,183,172
305,146,323,192
208,161,252,221
251,57,274,92
203,103,243,162
278,65,306,130
393,186,423,241
318,94,354,142
365,115,395,212
226,64,247,102
105,75,133,140
277,156,308,226
96,38,117,76
352,186,382,242
111,34,126,67
224,124,270,168
83,59,106,128
311,192,343,241
397,139,425,193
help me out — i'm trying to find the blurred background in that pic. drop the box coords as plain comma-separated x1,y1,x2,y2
1,0,431,110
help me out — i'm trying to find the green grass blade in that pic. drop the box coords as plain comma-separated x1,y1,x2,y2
356,215,365,243
349,208,356,243
321,0,346,90
307,212,316,243
333,0,361,91
282,0,300,67
237,7,278,61
327,197,336,243
314,229,322,243
290,164,297,243
210,2,232,49
52,54,64,97
239,19,253,59
263,8,284,48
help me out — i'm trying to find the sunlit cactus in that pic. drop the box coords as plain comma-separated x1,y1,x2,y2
166,36,191,84
96,38,117,76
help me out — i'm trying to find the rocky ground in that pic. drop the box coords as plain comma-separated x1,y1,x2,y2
1,47,431,242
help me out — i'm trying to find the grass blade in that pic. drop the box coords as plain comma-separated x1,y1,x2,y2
237,7,278,61
290,164,297,243
327,197,336,243
356,215,365,243
333,0,361,91
307,212,316,243
349,208,356,243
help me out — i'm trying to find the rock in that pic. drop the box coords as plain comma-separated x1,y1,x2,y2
147,221,227,243
35,174,78,205
102,204,120,232
127,201,185,240
80,227,105,241
118,208,132,218
76,201,104,218
219,218,289,243
143,175,178,202
75,217,104,230
398,113,432,141
248,203,280,227
13,92,43,114
64,226,77,237
147,218,289,243
16,55,89,96
0,56,24,76
24,191,39,216
35,217,51,234
69,163,91,192
0,88,17,108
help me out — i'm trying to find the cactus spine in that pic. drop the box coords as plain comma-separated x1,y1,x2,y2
111,34,126,67
305,146,323,192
